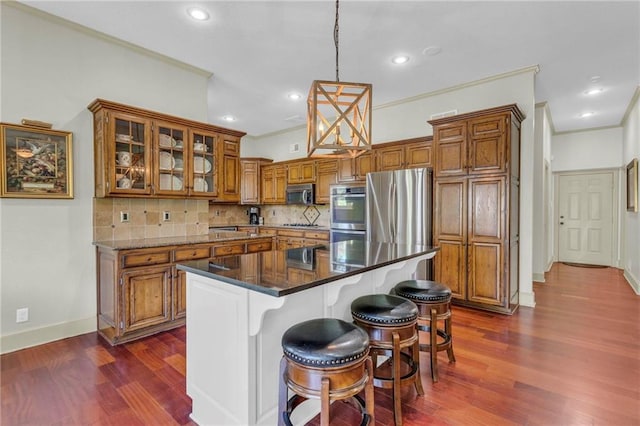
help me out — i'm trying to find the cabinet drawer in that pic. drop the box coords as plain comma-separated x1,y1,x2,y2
278,229,304,238
304,231,329,240
174,246,211,261
213,244,245,256
259,228,277,236
246,240,273,253
122,250,171,267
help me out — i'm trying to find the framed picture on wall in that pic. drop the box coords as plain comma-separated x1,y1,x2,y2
627,158,638,212
0,123,73,199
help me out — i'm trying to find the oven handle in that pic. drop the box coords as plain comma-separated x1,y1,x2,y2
330,229,366,235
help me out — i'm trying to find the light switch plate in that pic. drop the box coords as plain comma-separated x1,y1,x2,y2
120,211,129,222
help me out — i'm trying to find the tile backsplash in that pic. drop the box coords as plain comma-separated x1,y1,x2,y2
93,198,210,241
93,198,331,242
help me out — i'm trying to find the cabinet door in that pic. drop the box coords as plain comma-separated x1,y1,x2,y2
174,268,187,320
122,266,171,333
109,112,152,195
316,159,338,204
154,121,189,196
241,160,260,204
433,122,467,178
218,136,240,202
337,157,356,182
467,176,506,306
355,152,376,179
468,115,506,175
274,166,287,204
261,167,275,203
377,146,404,171
433,178,467,299
190,130,218,197
405,141,432,168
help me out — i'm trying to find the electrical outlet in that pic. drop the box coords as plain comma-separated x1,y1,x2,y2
120,211,129,222
272,210,276,216
163,211,171,221
16,308,29,323
215,210,220,216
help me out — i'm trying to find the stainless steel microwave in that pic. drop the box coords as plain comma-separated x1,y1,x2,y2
286,183,315,205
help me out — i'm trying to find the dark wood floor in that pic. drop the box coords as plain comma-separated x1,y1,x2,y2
2,263,638,425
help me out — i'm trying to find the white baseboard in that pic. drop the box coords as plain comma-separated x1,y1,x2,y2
0,317,96,354
532,272,545,283
519,291,536,308
624,269,640,295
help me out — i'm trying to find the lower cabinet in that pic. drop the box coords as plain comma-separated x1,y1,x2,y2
96,237,272,345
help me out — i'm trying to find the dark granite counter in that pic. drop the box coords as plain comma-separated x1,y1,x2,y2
93,230,267,250
177,240,438,297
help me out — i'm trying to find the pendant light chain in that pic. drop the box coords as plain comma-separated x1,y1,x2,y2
334,0,340,82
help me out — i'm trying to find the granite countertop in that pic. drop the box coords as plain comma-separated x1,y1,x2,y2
93,230,270,250
215,224,331,231
176,240,439,297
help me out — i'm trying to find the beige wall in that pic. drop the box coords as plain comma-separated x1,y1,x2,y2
622,88,640,294
0,3,210,353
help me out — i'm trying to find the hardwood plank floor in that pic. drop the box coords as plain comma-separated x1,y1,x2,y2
2,263,638,425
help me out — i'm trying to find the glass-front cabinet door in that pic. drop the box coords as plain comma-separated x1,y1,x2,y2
111,113,151,195
190,130,217,197
154,122,188,196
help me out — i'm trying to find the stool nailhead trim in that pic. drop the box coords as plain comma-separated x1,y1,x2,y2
283,349,368,366
351,310,418,325
395,290,450,302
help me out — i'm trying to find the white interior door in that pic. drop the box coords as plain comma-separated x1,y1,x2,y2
558,172,614,265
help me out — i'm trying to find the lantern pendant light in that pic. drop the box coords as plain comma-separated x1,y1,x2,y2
306,0,372,158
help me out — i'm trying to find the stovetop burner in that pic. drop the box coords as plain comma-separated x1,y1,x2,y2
282,223,320,227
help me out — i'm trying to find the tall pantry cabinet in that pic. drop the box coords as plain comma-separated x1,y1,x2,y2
430,104,524,314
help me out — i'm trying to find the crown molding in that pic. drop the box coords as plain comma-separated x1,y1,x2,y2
621,86,640,126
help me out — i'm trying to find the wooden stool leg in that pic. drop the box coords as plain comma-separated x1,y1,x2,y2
278,357,288,426
430,308,439,383
320,377,330,426
446,315,456,363
392,332,403,426
364,356,375,425
412,325,425,396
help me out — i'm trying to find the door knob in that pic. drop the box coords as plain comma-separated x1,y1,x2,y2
560,222,564,225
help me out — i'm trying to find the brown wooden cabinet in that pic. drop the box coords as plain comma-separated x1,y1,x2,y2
337,151,376,182
240,158,273,205
315,159,338,204
430,104,524,314
376,137,433,171
261,164,287,204
287,159,316,184
96,236,273,345
88,99,245,200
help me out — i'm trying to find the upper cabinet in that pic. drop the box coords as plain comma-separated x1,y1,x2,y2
240,158,273,205
261,163,287,204
88,99,245,200
376,137,433,171
287,159,316,184
337,151,376,183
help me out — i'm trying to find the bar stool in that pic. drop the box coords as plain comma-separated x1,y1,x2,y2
278,318,375,426
351,294,424,426
393,280,455,383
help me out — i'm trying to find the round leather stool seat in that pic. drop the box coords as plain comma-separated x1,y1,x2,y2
279,318,375,426
282,318,370,367
394,280,451,303
351,294,418,326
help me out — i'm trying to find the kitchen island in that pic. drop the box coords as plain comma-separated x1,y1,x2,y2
177,240,438,426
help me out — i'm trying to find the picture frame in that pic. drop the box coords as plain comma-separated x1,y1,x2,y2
0,123,73,199
627,158,638,213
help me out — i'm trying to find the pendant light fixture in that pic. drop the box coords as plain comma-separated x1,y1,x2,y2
306,0,372,158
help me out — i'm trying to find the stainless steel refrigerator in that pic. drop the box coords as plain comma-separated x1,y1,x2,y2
366,168,433,279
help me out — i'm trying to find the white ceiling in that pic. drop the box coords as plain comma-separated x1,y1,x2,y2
20,1,640,137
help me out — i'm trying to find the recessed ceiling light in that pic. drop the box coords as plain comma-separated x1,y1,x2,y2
579,112,595,118
422,46,442,56
187,7,210,21
288,93,302,100
589,75,601,83
584,88,604,95
222,115,236,122
391,55,410,65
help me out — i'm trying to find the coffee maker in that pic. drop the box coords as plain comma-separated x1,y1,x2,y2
249,207,260,225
